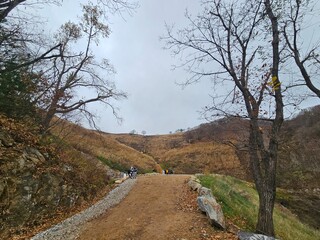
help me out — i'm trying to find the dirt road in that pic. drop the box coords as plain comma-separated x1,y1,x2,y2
78,174,237,240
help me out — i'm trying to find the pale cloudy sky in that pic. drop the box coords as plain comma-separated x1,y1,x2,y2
99,0,213,135
31,0,320,135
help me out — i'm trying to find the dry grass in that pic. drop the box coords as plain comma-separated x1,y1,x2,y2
100,131,248,179
51,121,159,173
161,141,246,178
109,133,186,159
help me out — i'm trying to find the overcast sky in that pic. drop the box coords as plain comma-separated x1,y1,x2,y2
36,0,319,135
98,0,211,135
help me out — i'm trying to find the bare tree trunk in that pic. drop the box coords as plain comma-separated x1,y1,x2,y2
0,0,26,22
42,92,60,131
257,181,276,236
248,118,277,236
248,0,284,236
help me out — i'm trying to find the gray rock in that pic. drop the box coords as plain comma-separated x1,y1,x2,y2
197,195,225,229
191,175,201,183
238,231,278,240
188,179,202,191
62,164,73,172
0,131,14,147
195,173,204,178
198,186,213,197
25,147,46,164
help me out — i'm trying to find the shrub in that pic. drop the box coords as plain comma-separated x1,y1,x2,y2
0,63,39,119
97,156,128,172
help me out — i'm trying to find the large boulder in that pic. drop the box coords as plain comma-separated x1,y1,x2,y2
238,231,278,240
197,193,225,229
198,186,213,197
188,179,202,191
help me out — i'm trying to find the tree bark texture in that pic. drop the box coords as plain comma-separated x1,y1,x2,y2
248,120,277,236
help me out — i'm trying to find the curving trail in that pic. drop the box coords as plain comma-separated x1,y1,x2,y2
77,174,237,240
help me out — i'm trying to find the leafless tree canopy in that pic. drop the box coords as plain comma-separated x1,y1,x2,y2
0,0,137,21
165,0,279,120
33,4,128,130
0,0,137,129
282,0,320,98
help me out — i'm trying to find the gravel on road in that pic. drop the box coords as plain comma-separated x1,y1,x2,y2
31,178,136,240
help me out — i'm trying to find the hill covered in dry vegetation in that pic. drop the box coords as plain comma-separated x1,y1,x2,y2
0,115,119,239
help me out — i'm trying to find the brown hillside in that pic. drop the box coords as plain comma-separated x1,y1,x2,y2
110,133,187,161
108,131,248,180
161,141,246,177
52,119,248,179
277,105,320,189
179,110,320,190
51,121,160,173
57,106,320,190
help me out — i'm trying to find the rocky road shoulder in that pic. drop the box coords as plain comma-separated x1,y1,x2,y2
31,179,136,240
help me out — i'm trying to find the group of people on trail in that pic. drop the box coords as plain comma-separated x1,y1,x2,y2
127,166,175,178
128,166,138,179
162,169,174,174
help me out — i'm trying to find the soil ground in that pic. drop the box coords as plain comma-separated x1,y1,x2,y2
78,174,238,240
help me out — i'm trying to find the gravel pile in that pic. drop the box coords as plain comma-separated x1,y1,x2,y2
31,178,136,240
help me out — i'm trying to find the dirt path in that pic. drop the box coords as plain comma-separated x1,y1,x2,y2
78,174,237,240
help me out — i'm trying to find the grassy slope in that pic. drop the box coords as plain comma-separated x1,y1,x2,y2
51,121,159,173
161,142,245,176
109,133,248,179
198,174,319,240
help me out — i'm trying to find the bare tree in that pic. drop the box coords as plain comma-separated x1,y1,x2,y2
0,0,27,21
282,0,320,98
164,0,284,236
0,0,137,22
98,0,138,15
0,0,137,126
34,3,127,130
0,1,63,75
0,1,63,119
0,0,137,74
